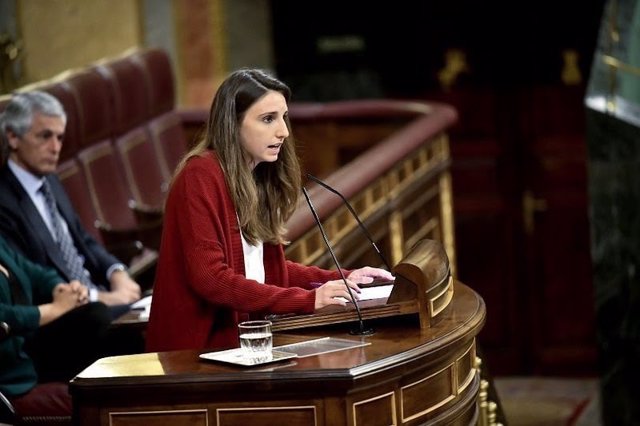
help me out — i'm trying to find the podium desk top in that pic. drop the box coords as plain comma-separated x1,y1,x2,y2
71,282,484,395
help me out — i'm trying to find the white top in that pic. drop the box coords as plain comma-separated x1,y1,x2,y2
241,231,265,283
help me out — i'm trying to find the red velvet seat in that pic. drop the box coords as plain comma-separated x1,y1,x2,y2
147,111,189,178
114,127,168,210
8,383,72,425
76,141,161,251
131,48,175,116
97,53,170,210
57,155,152,270
96,55,152,134
64,68,114,149
56,158,102,243
133,48,189,177
3,48,195,289
76,140,136,230
63,60,163,259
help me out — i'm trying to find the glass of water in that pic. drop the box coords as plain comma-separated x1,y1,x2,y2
238,320,273,362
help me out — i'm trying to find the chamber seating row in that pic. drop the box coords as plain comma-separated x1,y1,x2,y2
0,48,198,275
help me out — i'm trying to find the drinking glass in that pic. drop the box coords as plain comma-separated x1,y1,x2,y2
238,320,273,362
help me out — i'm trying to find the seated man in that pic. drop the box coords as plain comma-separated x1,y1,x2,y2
0,234,111,420
0,91,141,310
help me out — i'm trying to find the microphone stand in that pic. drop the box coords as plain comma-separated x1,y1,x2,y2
302,187,374,336
306,173,393,271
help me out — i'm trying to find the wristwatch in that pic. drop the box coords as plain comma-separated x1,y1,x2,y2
107,263,128,281
111,264,127,273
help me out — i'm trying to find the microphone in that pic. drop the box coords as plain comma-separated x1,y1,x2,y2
302,186,374,336
306,173,393,272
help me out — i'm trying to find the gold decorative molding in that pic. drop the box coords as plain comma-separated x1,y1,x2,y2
439,167,457,276
400,339,477,423
108,408,208,425
401,364,456,422
216,405,317,425
602,54,640,77
456,342,477,393
352,391,397,426
430,275,454,317
476,357,503,426
389,211,404,266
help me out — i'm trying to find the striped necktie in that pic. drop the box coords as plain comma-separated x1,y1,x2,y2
39,179,93,288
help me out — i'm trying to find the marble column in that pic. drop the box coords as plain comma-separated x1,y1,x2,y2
586,0,640,422
586,107,640,425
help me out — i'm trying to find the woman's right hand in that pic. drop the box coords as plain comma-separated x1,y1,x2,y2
314,279,361,310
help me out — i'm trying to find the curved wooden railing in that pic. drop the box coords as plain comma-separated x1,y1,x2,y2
285,99,458,272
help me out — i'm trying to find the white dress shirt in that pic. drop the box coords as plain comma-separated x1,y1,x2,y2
241,231,265,284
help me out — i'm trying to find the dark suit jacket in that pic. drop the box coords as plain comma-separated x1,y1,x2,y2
0,234,62,396
0,166,119,288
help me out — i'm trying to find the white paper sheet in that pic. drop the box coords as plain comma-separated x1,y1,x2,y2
130,294,152,310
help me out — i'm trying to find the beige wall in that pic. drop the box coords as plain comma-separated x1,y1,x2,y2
18,0,141,82
11,0,274,106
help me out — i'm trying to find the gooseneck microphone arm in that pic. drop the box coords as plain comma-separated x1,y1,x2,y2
302,187,374,336
306,173,393,272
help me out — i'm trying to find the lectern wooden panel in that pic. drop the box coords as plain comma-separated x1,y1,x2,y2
272,239,452,333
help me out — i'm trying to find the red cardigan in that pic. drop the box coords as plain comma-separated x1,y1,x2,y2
146,151,341,352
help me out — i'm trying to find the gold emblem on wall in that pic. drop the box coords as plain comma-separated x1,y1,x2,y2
438,49,470,91
0,32,23,93
561,49,582,85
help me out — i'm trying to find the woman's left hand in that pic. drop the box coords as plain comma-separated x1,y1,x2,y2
347,266,394,284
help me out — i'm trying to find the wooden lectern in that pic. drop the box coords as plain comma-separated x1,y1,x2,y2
71,239,485,426
272,239,455,332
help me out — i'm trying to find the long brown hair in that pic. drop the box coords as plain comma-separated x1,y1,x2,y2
175,69,301,245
